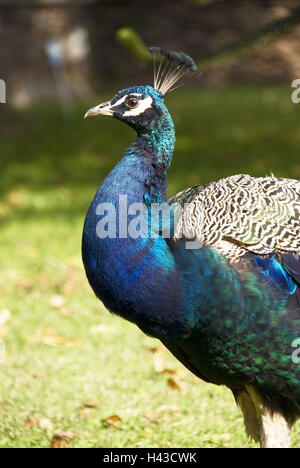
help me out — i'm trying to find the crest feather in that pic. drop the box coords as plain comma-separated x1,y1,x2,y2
148,47,197,96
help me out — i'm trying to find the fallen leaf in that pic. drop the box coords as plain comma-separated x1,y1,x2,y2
51,437,69,448
83,399,100,408
31,328,81,347
25,416,38,428
38,418,53,431
90,324,116,335
153,346,165,373
145,428,154,438
53,431,76,441
203,433,231,442
41,335,65,346
35,327,58,337
160,368,177,375
50,295,65,308
167,378,182,392
17,278,34,292
0,308,11,338
5,190,25,208
65,338,82,347
105,414,122,426
145,412,162,421
79,408,93,419
36,273,51,290
0,309,11,327
157,404,180,413
59,307,72,317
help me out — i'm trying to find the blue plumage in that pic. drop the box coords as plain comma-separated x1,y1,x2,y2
82,74,300,447
253,254,297,296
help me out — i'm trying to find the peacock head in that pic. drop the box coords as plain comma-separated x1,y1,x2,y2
84,48,197,137
84,85,171,136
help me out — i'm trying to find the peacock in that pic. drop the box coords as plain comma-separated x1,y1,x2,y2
82,47,300,448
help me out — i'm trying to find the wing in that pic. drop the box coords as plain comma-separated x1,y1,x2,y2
167,176,300,415
169,174,300,261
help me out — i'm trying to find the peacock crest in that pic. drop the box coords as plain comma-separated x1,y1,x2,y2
148,47,197,95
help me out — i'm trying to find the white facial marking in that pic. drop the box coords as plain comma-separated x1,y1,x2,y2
111,93,143,109
111,95,127,108
123,95,153,117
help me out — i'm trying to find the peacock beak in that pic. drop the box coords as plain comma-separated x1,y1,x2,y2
84,101,113,118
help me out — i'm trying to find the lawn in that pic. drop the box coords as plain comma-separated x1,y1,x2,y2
0,87,299,448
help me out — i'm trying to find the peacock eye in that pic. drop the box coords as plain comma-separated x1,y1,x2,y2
125,97,139,109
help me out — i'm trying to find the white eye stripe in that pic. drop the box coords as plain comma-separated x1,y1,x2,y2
111,95,127,107
111,93,143,108
123,96,153,117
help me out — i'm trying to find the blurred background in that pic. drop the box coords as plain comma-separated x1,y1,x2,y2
0,0,299,448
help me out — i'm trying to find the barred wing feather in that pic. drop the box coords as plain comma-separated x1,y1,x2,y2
170,174,300,260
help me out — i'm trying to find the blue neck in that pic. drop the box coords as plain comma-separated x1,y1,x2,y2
95,108,175,205
135,110,175,171
82,110,180,336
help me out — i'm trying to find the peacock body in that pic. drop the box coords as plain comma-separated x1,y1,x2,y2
82,50,300,447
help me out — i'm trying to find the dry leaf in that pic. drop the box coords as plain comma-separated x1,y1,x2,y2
153,346,165,373
203,433,231,442
105,414,122,426
0,308,10,338
59,307,72,317
83,399,100,408
51,437,69,448
35,327,57,337
145,428,154,438
145,412,162,421
50,295,65,308
31,328,81,347
17,278,34,292
38,418,53,431
167,378,182,392
90,324,116,335
174,368,188,377
36,273,51,290
0,309,11,327
41,335,65,346
53,431,76,441
160,368,177,375
65,338,82,347
25,416,38,428
79,408,93,419
157,404,180,413
5,190,25,208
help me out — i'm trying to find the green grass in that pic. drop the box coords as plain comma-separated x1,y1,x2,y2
0,87,299,448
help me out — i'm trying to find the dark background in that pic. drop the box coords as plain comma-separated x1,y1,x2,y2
0,0,299,106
